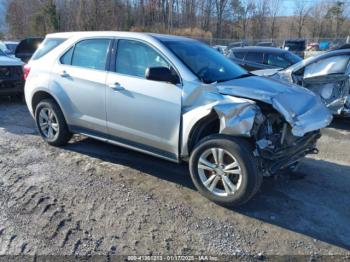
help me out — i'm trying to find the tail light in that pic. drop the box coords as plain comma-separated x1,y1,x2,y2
23,64,31,80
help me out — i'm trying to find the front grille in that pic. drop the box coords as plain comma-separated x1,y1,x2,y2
0,81,23,90
0,66,23,80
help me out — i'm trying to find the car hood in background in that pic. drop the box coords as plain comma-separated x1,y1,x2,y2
251,68,281,77
216,76,333,136
15,37,44,63
0,55,24,66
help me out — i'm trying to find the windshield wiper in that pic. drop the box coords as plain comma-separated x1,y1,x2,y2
233,73,253,79
216,73,253,83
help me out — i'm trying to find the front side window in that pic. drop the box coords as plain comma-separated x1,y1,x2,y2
69,39,111,70
161,39,247,83
115,39,169,78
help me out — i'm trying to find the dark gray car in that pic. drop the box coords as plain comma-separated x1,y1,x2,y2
229,46,302,71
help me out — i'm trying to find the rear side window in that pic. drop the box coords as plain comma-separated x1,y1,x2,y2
265,54,291,68
32,38,65,60
245,52,264,63
71,39,111,70
233,52,245,59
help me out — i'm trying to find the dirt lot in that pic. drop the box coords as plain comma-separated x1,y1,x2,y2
0,99,350,260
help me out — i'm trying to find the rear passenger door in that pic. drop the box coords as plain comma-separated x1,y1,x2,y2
52,38,112,135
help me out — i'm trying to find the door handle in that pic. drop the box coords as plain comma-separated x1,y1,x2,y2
108,82,124,91
60,70,70,78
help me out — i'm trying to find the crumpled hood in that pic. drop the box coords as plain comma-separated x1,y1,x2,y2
216,76,333,136
0,55,24,66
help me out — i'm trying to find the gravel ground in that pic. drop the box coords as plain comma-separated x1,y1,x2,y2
0,99,349,260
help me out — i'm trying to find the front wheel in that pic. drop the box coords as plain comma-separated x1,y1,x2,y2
189,135,262,207
35,99,72,146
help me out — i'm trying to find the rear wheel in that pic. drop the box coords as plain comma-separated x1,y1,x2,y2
35,99,72,146
189,135,262,207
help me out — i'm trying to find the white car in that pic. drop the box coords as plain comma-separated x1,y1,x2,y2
24,32,332,206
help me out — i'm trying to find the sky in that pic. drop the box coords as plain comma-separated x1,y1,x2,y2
279,0,350,16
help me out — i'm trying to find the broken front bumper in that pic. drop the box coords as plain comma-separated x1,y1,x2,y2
257,131,321,175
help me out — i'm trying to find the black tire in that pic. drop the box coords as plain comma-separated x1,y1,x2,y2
35,98,72,146
189,134,262,207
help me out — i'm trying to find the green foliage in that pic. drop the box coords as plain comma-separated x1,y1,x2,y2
31,0,59,36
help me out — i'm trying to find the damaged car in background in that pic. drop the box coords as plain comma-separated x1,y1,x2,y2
0,48,25,98
25,32,332,206
253,49,350,116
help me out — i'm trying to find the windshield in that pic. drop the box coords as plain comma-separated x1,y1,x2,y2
5,43,18,53
283,52,302,64
0,42,8,52
0,49,5,56
161,39,247,83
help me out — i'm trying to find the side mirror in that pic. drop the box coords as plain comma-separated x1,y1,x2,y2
145,67,179,84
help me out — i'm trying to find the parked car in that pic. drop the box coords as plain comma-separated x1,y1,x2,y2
228,46,302,71
252,49,350,116
256,41,276,47
282,39,306,58
228,41,247,49
0,48,25,97
306,42,319,51
0,41,12,56
4,41,19,55
24,32,332,206
15,37,44,63
212,45,227,55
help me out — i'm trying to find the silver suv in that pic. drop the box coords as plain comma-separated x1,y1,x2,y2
25,32,332,206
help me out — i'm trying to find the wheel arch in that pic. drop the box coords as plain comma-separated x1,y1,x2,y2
185,111,220,156
31,90,69,125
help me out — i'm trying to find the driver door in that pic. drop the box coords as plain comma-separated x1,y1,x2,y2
105,39,182,160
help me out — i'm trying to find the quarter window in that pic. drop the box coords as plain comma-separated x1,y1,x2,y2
60,47,74,65
62,39,111,70
116,39,169,78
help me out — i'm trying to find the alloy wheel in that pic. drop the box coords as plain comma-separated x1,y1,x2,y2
38,107,59,140
197,147,242,197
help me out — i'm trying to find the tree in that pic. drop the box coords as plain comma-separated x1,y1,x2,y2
31,0,59,35
215,0,229,38
231,0,254,39
293,0,311,38
268,0,281,39
326,1,345,38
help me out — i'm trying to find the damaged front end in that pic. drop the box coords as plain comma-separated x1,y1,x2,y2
272,54,350,116
182,76,332,176
252,110,320,176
